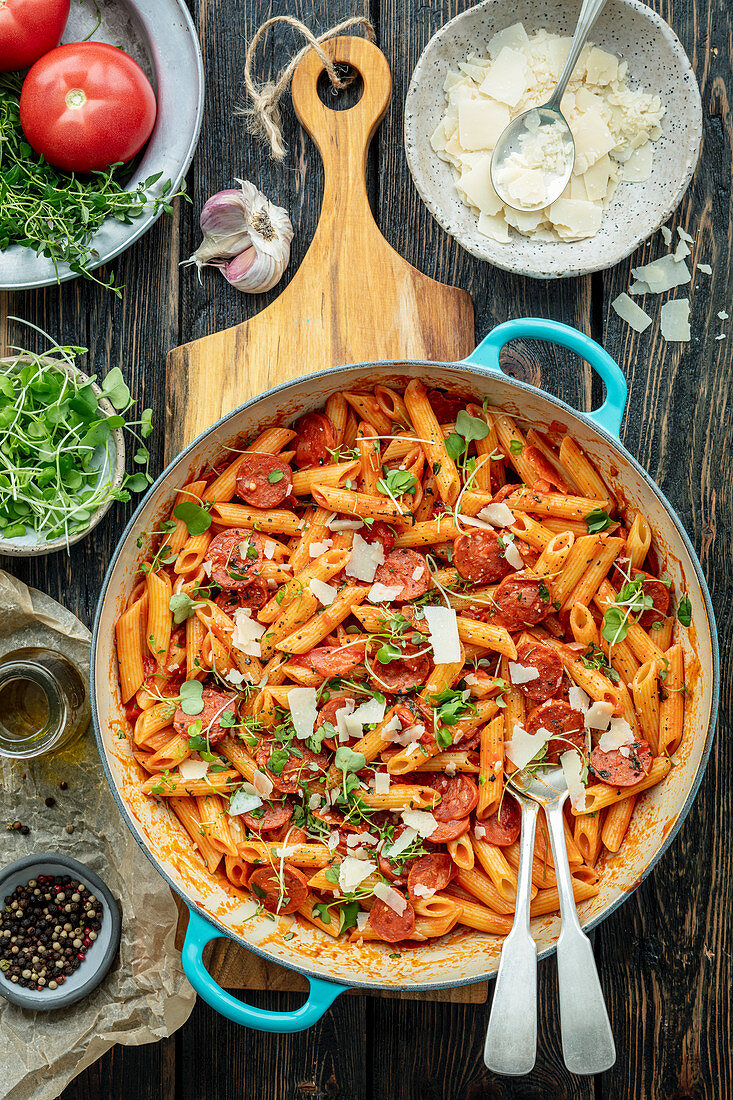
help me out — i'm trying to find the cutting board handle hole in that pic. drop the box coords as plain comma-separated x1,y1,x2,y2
316,64,364,111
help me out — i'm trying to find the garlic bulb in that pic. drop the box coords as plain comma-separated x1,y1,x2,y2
184,178,293,294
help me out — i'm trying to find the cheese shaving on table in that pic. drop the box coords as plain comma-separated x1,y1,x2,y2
178,758,209,781
231,608,266,656
308,577,337,606
401,810,438,838
508,660,540,685
560,750,587,812
660,298,691,342
373,882,408,916
338,857,377,893
423,605,461,663
288,687,318,740
611,293,652,333
432,25,665,243
505,722,553,770
345,532,384,581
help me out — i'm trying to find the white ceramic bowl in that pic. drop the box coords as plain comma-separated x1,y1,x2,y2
404,0,703,278
0,357,125,557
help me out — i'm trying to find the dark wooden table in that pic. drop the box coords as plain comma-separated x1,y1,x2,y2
1,0,730,1096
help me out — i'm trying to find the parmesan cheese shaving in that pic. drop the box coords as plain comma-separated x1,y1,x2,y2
352,697,386,725
288,687,318,740
178,758,209,781
660,298,691,342
263,539,277,560
383,826,418,858
401,810,438,838
584,700,615,731
503,539,525,570
308,539,333,557
568,685,591,713
372,881,408,915
560,750,587,812
308,577,337,606
252,770,274,798
229,788,263,815
477,502,515,527
373,771,390,795
423,605,461,663
505,722,553,770
598,716,635,752
231,608,266,656
368,582,403,602
508,660,540,685
611,293,652,333
346,533,384,582
338,857,377,893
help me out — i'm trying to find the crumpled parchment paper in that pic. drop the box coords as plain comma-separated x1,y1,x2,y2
0,570,196,1100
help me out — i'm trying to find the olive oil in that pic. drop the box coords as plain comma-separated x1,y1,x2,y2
0,648,89,759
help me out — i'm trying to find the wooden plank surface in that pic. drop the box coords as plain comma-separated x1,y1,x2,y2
0,0,729,1094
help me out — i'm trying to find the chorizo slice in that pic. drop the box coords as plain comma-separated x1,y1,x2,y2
293,412,337,468
512,640,564,704
478,795,521,846
206,529,265,590
427,774,479,821
407,853,455,902
248,863,308,915
453,530,513,584
370,643,430,693
373,549,430,600
428,817,470,843
364,521,395,554
492,570,553,629
254,740,330,793
589,740,653,787
296,642,366,678
214,577,269,614
526,699,586,762
637,576,671,631
368,894,416,943
240,797,293,833
235,453,293,508
173,687,237,746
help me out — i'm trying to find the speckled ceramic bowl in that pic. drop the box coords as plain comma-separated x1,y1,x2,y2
404,0,703,278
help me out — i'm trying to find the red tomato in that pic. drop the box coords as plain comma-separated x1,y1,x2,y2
0,0,70,72
20,42,156,172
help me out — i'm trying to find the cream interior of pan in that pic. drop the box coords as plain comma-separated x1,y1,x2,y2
93,361,715,990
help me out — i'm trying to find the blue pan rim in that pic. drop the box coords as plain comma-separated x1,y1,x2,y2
90,357,720,993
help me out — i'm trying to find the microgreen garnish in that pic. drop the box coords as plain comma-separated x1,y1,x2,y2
677,595,692,627
376,468,417,497
0,331,153,545
601,577,654,645
169,593,204,624
179,680,204,716
173,500,212,535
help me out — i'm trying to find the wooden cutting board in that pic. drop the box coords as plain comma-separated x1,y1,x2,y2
165,35,474,458
166,36,484,1003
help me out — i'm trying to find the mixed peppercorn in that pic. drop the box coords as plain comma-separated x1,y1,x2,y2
0,875,103,991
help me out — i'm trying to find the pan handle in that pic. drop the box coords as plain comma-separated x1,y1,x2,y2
461,318,627,438
182,908,344,1032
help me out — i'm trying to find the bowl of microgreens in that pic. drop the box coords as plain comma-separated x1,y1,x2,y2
0,331,153,555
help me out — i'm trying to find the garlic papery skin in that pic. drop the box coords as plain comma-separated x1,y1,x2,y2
219,244,287,294
183,188,253,272
234,178,294,261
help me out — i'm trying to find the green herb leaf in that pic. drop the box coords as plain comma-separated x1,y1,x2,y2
267,469,284,484
169,592,202,624
445,433,465,462
585,508,613,534
267,748,289,776
677,595,692,627
101,367,131,410
173,501,212,536
509,439,523,455
179,680,204,716
376,468,418,498
337,900,361,935
334,747,367,774
455,409,490,443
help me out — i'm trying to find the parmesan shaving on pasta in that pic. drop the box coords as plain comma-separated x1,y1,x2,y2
346,532,384,581
373,882,408,915
178,758,209,781
560,750,587,811
598,716,635,752
505,722,553,769
401,810,438,838
308,577,337,606
339,857,377,893
368,582,403,602
423,605,461,663
508,661,540,685
288,687,318,740
231,608,266,656
432,25,665,242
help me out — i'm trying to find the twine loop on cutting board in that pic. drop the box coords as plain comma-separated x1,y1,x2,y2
240,15,376,160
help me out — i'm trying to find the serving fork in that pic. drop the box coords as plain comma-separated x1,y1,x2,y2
483,766,616,1075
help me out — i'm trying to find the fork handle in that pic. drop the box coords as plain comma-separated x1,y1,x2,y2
545,799,616,1075
484,799,539,1075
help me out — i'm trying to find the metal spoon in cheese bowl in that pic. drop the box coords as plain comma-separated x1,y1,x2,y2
490,0,610,212
484,763,616,1075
